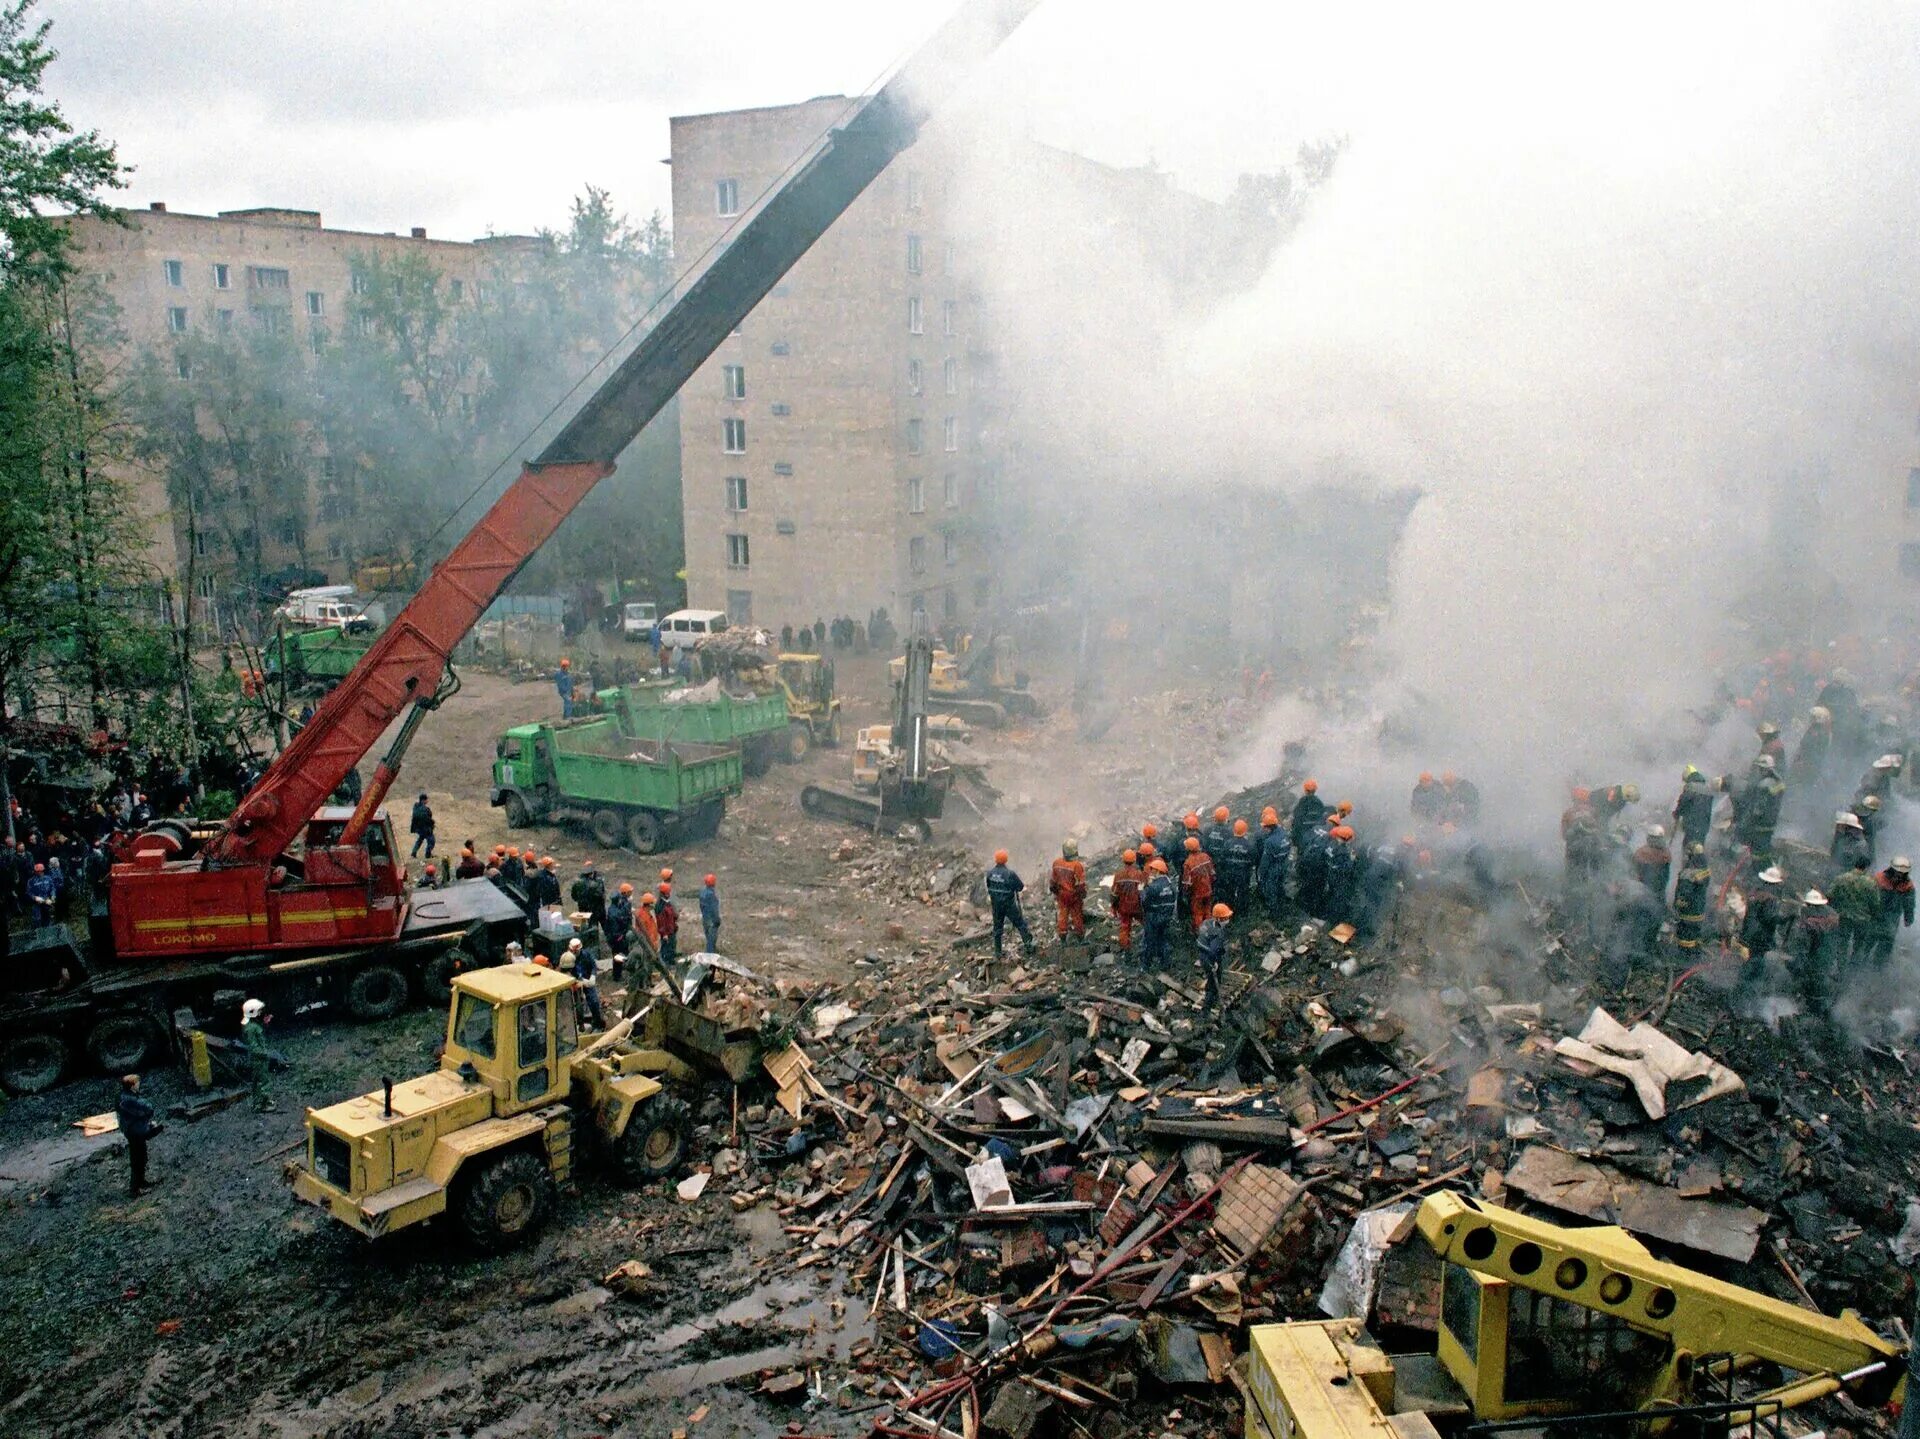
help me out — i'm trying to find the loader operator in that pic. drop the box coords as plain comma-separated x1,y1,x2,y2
985,849,1035,961
1049,839,1088,940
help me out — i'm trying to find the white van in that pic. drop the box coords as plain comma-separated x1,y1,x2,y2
659,608,729,653
621,601,659,643
277,585,383,631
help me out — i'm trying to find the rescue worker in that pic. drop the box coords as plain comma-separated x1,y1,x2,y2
985,849,1035,961
1322,826,1358,924
656,882,680,967
409,792,436,858
26,862,56,928
1789,890,1840,1014
699,874,721,954
1356,842,1401,941
1855,794,1883,865
1110,849,1145,952
1049,840,1088,941
1439,772,1481,827
455,844,485,879
1672,766,1716,855
1202,806,1232,866
1794,706,1834,786
1671,843,1711,954
1865,856,1915,967
1180,812,1203,867
1829,856,1878,965
1141,859,1178,970
1195,903,1231,1013
605,881,635,962
570,860,608,933
1296,816,1332,918
1631,825,1672,898
1181,835,1214,933
1255,809,1289,915
1830,811,1871,875
555,657,576,719
1410,772,1444,825
529,855,562,925
1137,822,1159,859
1856,754,1902,809
499,846,526,888
1290,779,1327,849
241,997,274,1112
567,936,605,1030
1589,783,1641,827
116,1073,158,1198
1562,791,1602,892
622,892,663,1011
1734,756,1786,864
1217,819,1256,919
1739,866,1788,959
1757,721,1787,769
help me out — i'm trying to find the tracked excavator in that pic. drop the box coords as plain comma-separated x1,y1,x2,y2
1247,1192,1906,1438
801,632,953,841
0,0,1039,1094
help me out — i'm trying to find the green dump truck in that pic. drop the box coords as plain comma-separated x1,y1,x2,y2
490,717,742,853
596,681,800,776
265,625,377,695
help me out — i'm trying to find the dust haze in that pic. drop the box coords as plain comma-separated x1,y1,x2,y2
935,1,1920,852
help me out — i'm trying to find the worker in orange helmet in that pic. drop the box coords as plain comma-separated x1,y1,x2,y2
530,855,562,917
1291,779,1328,848
985,847,1034,960
455,843,486,880
1049,838,1088,941
1138,839,1157,868
655,881,679,966
604,880,636,966
1336,800,1354,819
1411,771,1444,825
699,873,722,954
1218,818,1256,917
1111,848,1146,952
1256,808,1291,917
1195,902,1232,1012
1323,826,1359,925
1203,804,1232,859
1139,821,1158,853
498,845,526,887
1181,834,1215,933
621,890,664,1015
555,656,576,718
1141,857,1178,970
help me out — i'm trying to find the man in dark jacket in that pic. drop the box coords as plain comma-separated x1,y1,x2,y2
116,1073,159,1197
1865,856,1915,967
698,874,722,954
1195,902,1232,1012
656,883,680,966
1790,890,1840,1014
985,849,1034,961
1631,825,1672,899
1290,781,1328,850
1141,860,1178,970
1217,820,1257,919
409,793,436,858
1671,766,1716,856
570,861,608,933
529,856,562,919
1671,844,1712,953
1255,811,1290,917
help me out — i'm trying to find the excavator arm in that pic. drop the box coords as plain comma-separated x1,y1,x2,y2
206,0,1041,867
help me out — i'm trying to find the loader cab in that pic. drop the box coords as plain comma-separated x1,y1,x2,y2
443,965,579,1115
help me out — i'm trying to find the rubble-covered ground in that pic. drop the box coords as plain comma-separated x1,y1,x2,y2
1,655,1916,1439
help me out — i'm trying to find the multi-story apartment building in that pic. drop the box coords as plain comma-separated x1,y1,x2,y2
59,204,518,596
671,99,988,633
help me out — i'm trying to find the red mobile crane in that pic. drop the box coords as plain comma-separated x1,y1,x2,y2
3,0,1040,1092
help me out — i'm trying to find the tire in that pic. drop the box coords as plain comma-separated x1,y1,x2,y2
85,1013,157,1074
590,809,625,848
785,723,811,764
421,951,460,1006
697,799,725,839
453,1149,554,1252
344,963,409,1022
610,1094,691,1182
0,1032,68,1096
742,739,773,778
503,793,531,829
825,710,843,747
627,811,665,854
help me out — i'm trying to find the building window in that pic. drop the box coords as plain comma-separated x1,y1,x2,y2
944,588,958,621
250,266,290,290
166,307,188,334
350,270,368,295
907,297,923,335
726,532,750,569
770,340,790,356
305,291,325,317
716,178,739,216
726,475,748,512
723,364,745,400
192,529,212,558
163,259,184,288
909,537,927,574
216,308,234,332
450,278,465,301
772,461,793,476
943,357,958,395
256,307,288,335
943,472,958,508
1908,468,1920,508
943,532,958,564
1903,542,1920,579
726,589,753,624
211,262,230,290
194,573,217,599
907,477,924,514
943,417,958,452
906,419,923,456
353,313,376,338
723,418,746,454
310,328,326,355
907,358,923,395
906,170,923,210
174,353,192,381
277,516,299,546
942,300,956,336
770,402,790,416
906,234,922,275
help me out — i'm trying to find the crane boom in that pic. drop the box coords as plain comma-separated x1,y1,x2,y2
207,0,1039,869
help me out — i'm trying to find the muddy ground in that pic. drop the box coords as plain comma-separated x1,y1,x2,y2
0,649,1249,1439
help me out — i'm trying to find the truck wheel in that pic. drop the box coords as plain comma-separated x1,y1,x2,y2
825,711,843,747
696,799,726,839
0,1032,68,1095
742,739,773,777
591,809,625,848
344,963,409,1022
420,951,460,1006
785,723,811,763
85,1013,157,1074
503,793,530,829
627,811,665,854
611,1094,691,1182
454,1149,553,1251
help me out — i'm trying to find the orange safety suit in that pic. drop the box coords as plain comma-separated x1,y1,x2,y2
1110,861,1145,949
1182,850,1215,932
1049,856,1088,938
